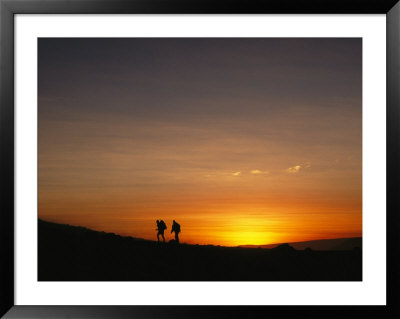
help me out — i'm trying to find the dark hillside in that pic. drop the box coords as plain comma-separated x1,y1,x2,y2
38,219,362,281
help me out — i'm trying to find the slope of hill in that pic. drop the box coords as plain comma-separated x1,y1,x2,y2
38,219,362,281
241,237,362,251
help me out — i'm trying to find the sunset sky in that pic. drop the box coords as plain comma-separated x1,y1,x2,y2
38,38,362,246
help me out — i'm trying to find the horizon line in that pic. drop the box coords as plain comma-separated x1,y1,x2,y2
38,218,362,248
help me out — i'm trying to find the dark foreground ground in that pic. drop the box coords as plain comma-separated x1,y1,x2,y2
38,219,362,281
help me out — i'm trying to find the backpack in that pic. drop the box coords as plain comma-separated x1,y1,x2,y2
160,220,167,230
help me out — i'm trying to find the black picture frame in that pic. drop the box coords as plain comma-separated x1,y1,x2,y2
1,0,399,318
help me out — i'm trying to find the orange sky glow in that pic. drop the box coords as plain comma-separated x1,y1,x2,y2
38,38,362,246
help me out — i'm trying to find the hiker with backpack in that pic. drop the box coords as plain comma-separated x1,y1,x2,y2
156,219,167,243
171,220,181,243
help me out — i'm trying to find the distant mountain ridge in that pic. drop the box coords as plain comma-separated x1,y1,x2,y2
240,237,362,251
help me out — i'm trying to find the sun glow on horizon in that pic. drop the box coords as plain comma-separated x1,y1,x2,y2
39,202,362,247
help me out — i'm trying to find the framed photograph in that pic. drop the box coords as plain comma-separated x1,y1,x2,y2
1,0,399,318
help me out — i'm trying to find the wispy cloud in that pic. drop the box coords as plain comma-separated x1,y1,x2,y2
250,169,269,175
232,171,241,176
286,165,301,173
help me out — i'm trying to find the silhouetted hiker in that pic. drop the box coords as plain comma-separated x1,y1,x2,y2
156,219,167,243
171,220,181,243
